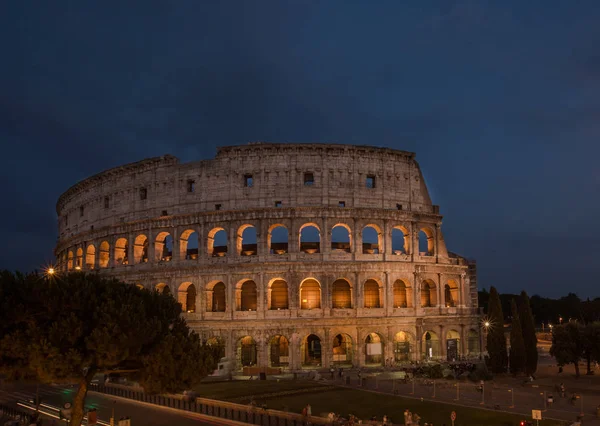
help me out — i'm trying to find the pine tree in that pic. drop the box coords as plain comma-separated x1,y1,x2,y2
486,286,508,374
519,291,538,375
509,299,527,375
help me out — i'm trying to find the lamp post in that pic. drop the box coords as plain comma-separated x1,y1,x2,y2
479,321,490,360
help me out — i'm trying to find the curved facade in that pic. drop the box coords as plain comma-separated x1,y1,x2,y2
55,143,480,370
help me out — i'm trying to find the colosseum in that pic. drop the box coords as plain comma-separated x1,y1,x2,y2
54,143,481,371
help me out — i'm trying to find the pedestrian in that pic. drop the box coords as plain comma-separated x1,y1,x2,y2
307,404,312,417
383,414,388,426
407,411,413,426
330,367,335,379
404,409,409,426
413,413,421,425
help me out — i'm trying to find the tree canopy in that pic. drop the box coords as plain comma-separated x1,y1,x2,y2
0,271,216,426
509,299,526,375
518,291,538,375
486,286,508,374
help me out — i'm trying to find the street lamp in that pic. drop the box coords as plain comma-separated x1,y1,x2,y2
479,319,490,360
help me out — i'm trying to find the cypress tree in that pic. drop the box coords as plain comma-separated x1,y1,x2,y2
486,286,508,374
510,299,527,375
519,291,538,375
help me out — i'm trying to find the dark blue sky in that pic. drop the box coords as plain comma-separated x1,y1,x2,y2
1,1,599,298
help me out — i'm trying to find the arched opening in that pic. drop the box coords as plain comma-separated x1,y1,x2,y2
156,283,171,295
207,336,226,360
76,248,83,268
446,329,461,361
332,279,352,309
393,332,413,363
421,280,437,307
269,279,289,310
85,244,95,269
208,228,227,257
392,226,410,254
211,282,226,312
362,225,380,254
133,234,149,264
467,329,479,356
364,279,381,308
67,250,74,270
419,227,435,256
422,331,441,360
445,280,459,307
269,335,289,367
237,225,257,256
393,280,410,308
179,282,197,313
154,232,173,262
269,225,288,254
179,229,199,260
239,280,257,311
135,283,144,290
238,336,257,367
332,334,353,365
301,334,322,367
99,241,110,268
331,224,351,253
365,333,383,366
114,238,128,265
299,224,320,254
300,279,321,309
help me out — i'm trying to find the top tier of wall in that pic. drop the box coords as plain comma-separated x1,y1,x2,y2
56,143,436,239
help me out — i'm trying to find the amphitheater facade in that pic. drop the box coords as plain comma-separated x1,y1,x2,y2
55,143,481,371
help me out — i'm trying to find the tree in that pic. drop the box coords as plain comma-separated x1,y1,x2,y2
0,271,216,426
582,322,600,375
519,291,538,376
550,322,584,377
509,299,526,375
486,286,508,374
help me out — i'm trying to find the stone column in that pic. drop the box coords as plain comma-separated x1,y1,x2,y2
460,324,466,357
257,272,265,319
171,227,179,262
354,272,360,309
322,328,331,368
229,225,237,257
354,223,361,255
226,273,234,320
147,227,155,263
439,273,445,308
383,219,391,255
440,325,446,361
413,272,420,309
435,223,441,263
127,233,134,265
197,224,206,259
411,222,418,260
322,217,330,254
257,219,267,257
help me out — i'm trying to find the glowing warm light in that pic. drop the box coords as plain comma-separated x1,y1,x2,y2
302,299,308,303
75,266,82,270
484,321,490,327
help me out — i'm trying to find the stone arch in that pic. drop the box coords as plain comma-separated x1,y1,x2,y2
237,224,257,256
85,244,95,269
114,238,128,265
300,278,321,309
392,225,410,254
156,282,171,295
418,226,435,256
393,279,412,308
365,332,384,366
207,336,226,360
269,335,290,367
269,278,289,310
207,281,226,312
268,224,288,254
301,334,322,367
208,227,227,257
179,229,199,260
332,333,353,366
67,250,74,270
445,279,459,307
362,224,381,254
299,223,320,253
393,331,414,363
99,241,110,268
237,336,257,368
467,329,479,356
154,232,173,262
237,279,257,311
178,282,197,313
332,278,352,309
133,234,149,264
421,279,437,307
422,331,441,360
75,247,83,268
363,279,382,308
446,329,461,361
331,223,351,253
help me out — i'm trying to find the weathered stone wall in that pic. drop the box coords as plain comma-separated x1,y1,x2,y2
54,143,480,370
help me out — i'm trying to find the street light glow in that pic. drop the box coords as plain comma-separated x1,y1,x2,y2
47,267,55,275
484,321,490,328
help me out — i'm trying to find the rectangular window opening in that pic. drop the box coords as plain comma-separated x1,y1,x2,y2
304,172,314,186
338,201,346,207
275,201,282,207
215,204,222,211
140,188,147,200
161,210,168,216
80,206,84,217
366,175,376,189
244,174,253,187
396,203,403,211
187,180,196,193
104,197,110,209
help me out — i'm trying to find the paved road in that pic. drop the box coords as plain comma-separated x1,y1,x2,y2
0,382,216,426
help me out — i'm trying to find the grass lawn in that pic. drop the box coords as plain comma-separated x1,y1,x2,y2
193,379,329,401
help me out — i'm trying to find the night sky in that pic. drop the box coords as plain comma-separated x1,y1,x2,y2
1,2,599,299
